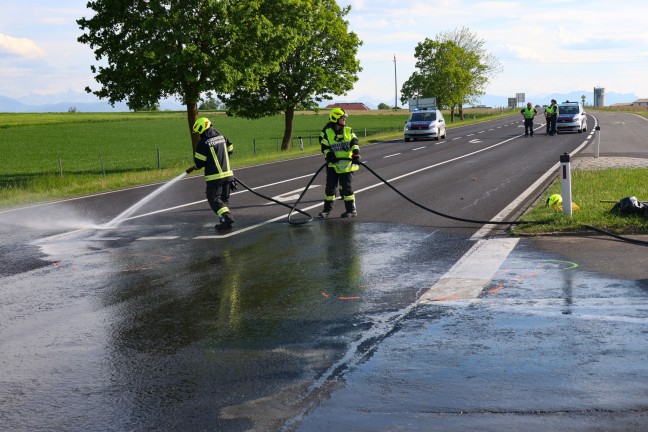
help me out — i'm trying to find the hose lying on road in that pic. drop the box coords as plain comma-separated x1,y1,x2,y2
233,160,648,246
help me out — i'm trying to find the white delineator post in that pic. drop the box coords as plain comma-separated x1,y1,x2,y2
594,125,601,158
560,153,573,217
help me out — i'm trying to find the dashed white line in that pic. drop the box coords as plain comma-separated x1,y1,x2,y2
412,146,426,151
383,153,402,158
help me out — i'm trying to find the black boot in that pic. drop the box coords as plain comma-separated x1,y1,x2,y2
319,201,333,218
341,200,357,218
216,212,234,230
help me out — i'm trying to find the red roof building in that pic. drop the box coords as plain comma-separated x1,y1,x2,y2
325,102,371,110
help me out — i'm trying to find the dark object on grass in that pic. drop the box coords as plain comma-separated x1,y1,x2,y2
610,196,648,218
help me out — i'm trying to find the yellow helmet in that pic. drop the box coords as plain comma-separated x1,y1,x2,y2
193,117,211,134
329,108,347,123
546,194,562,208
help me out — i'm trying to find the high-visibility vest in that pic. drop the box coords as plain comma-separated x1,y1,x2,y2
320,124,360,174
523,107,535,119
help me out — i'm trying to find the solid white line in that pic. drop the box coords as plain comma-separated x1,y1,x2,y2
470,134,594,239
417,237,520,303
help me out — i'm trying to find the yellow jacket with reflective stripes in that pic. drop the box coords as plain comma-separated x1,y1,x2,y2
194,127,234,182
320,123,360,174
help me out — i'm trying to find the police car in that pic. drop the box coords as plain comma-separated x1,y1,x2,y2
403,107,447,142
556,101,587,133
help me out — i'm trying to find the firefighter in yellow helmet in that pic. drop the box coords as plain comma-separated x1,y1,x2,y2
319,108,361,218
191,117,236,230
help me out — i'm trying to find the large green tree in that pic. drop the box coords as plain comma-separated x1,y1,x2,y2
401,28,500,121
219,0,362,150
437,27,501,119
401,39,479,121
77,0,290,151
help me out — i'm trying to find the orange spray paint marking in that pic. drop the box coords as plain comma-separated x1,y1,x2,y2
321,292,330,298
514,271,538,281
431,295,462,302
339,296,360,301
487,285,505,294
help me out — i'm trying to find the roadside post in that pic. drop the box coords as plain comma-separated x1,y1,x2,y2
594,125,601,158
560,153,573,217
299,136,304,151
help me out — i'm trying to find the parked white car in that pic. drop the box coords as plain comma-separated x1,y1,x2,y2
556,101,587,133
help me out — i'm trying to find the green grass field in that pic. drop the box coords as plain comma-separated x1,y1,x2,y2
0,111,408,177
513,168,648,235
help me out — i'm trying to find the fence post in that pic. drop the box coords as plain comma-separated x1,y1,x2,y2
157,148,161,169
59,157,63,176
253,139,256,156
276,138,279,151
299,136,304,151
100,156,106,177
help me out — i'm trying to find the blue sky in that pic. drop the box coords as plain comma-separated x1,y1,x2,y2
1,0,647,107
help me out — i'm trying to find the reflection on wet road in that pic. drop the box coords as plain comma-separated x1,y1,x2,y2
0,221,468,431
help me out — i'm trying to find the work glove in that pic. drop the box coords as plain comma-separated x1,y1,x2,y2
325,152,337,163
229,179,238,192
351,154,361,164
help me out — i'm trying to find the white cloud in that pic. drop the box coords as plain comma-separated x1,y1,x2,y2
0,34,45,59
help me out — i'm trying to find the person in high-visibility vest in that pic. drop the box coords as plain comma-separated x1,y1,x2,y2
545,99,559,135
318,108,361,218
191,117,236,231
521,102,538,137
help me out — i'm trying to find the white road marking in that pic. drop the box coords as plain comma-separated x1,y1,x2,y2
138,236,180,240
383,153,402,158
263,185,321,204
417,237,520,303
412,146,426,151
452,137,462,140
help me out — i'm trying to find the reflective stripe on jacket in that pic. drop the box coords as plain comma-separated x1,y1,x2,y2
320,123,360,174
194,127,234,182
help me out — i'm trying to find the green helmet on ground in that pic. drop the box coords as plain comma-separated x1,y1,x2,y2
193,117,211,134
546,194,562,208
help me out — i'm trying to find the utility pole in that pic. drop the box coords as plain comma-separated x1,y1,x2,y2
393,54,398,109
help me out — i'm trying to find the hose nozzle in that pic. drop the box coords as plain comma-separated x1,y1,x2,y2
185,165,196,174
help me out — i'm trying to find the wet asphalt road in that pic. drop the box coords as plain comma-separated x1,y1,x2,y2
1,112,647,431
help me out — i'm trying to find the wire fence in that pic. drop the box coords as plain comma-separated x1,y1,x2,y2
25,124,405,178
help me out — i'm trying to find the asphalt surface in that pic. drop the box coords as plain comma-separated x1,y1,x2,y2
1,111,647,432
293,111,648,431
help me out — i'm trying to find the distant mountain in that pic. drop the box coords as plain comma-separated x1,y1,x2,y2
1,88,642,113
0,95,29,112
475,91,640,108
0,90,185,113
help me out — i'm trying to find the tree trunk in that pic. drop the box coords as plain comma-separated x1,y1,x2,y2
281,107,295,151
459,105,464,121
450,107,455,122
186,102,199,153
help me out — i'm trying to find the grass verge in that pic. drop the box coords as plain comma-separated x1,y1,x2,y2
512,167,648,235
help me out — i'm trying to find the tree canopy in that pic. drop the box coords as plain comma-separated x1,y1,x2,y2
77,0,291,151
400,28,500,121
220,0,362,150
